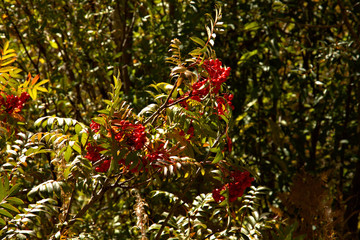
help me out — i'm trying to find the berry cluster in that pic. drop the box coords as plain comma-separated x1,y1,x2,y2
145,144,171,166
122,143,172,173
95,160,111,173
212,171,254,203
90,120,101,133
117,147,169,174
170,59,233,116
84,143,110,172
85,119,147,173
215,93,234,116
202,59,231,95
190,59,231,102
84,143,104,162
112,120,146,150
0,92,30,114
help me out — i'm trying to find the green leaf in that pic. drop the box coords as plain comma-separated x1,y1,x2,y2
171,66,186,75
108,157,118,174
0,181,6,202
0,203,20,213
47,117,55,128
27,186,39,202
244,21,260,31
72,142,82,154
52,182,61,198
6,197,24,205
0,217,6,225
238,49,258,65
190,37,206,47
206,26,211,39
49,40,58,49
64,146,72,162
7,183,21,197
201,167,205,176
21,217,34,224
15,233,27,239
45,183,54,198
0,208,13,218
80,131,89,147
219,114,229,124
15,230,36,237
138,103,158,116
29,88,37,100
189,46,207,56
212,151,223,164
39,184,48,198
64,118,73,126
75,123,82,134
148,223,162,231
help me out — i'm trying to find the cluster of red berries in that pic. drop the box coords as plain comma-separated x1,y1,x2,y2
99,146,169,174
146,144,171,166
212,171,254,203
118,148,168,173
90,120,101,133
215,93,234,116
121,144,171,173
0,92,30,114
84,143,110,172
191,59,231,99
169,59,233,116
95,160,111,173
191,79,209,102
112,120,146,150
85,119,148,173
202,59,231,95
84,143,104,162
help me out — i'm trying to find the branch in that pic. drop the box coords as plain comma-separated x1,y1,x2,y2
166,93,192,107
60,177,112,235
143,77,180,125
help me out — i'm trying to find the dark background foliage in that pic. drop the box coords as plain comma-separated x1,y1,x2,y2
1,0,360,238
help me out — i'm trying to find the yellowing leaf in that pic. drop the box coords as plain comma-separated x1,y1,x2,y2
36,87,48,92
2,41,9,54
49,41,58,49
0,52,16,60
0,58,16,67
0,66,14,73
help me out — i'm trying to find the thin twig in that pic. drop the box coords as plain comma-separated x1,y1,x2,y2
1,0,39,73
122,3,137,49
143,77,180,125
166,94,192,107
